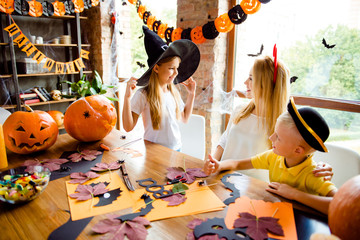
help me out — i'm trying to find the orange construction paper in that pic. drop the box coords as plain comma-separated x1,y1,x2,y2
130,181,226,222
66,171,135,221
225,196,297,240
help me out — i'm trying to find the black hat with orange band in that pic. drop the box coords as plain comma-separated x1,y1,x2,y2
287,97,330,152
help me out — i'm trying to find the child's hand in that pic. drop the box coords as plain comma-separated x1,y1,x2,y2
203,154,220,175
313,161,333,181
125,77,138,99
181,77,196,94
266,182,300,200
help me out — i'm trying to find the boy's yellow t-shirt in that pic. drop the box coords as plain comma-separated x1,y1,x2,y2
251,150,337,196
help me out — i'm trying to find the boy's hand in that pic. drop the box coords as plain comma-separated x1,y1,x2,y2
181,77,196,95
203,154,220,175
124,77,138,99
266,182,300,200
313,161,333,181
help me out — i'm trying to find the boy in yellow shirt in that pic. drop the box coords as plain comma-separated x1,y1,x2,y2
204,98,337,214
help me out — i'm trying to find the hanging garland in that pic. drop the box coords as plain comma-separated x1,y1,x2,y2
128,0,272,44
4,18,90,74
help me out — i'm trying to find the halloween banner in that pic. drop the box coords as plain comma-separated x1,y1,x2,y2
128,0,273,44
4,21,90,73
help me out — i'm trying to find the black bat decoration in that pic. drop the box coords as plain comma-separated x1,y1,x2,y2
136,61,146,68
322,38,336,49
247,44,264,57
221,173,242,205
116,194,154,222
94,188,122,207
290,76,298,84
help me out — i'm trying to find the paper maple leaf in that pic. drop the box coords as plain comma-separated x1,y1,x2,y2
162,192,187,206
166,167,208,184
69,182,108,200
92,214,150,240
22,158,69,172
186,218,221,240
68,149,102,162
91,162,121,172
69,171,100,184
233,212,284,240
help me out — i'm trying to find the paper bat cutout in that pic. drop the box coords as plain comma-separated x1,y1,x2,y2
247,44,264,57
94,188,123,207
290,76,298,84
221,173,242,205
117,194,154,222
47,210,93,240
322,38,336,49
136,61,146,68
193,217,251,240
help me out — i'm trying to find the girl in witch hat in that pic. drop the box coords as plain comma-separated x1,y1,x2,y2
122,26,200,150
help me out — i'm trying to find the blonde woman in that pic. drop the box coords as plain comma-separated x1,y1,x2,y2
122,26,200,150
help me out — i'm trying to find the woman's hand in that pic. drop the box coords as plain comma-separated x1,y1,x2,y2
313,161,333,181
266,182,300,200
124,77,138,99
181,77,196,95
204,154,220,175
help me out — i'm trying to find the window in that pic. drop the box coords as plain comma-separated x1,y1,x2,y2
232,0,360,152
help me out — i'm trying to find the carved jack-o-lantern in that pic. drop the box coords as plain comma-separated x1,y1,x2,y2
171,27,183,42
240,0,261,14
3,110,58,154
214,13,234,33
53,0,65,17
72,0,84,13
64,95,117,142
137,5,145,19
0,0,15,14
191,26,206,44
28,0,42,17
146,15,156,30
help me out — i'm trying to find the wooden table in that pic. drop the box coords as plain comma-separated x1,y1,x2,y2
0,130,330,239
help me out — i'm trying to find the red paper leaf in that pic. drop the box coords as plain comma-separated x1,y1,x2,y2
233,212,284,240
162,192,187,206
22,158,69,172
166,167,208,184
69,182,108,200
91,162,121,172
68,149,102,162
69,171,100,184
186,218,221,240
92,214,150,240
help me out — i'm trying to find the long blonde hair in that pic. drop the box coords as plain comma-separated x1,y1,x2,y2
144,56,182,130
233,56,290,147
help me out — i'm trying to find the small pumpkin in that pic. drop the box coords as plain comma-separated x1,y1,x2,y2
28,0,42,17
46,110,64,128
328,175,360,240
171,27,183,42
240,0,261,14
63,95,117,142
3,110,58,154
0,0,15,14
191,26,206,44
214,13,234,33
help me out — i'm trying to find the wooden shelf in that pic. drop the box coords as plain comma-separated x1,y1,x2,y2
0,43,8,46
2,98,76,110
34,43,91,47
10,14,88,20
0,71,92,79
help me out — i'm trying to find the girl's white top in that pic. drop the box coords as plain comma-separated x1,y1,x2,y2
131,89,184,150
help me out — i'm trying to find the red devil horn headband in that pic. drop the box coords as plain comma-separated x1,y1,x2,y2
273,44,278,84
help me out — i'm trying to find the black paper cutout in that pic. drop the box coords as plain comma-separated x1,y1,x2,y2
42,1,54,17
47,210,93,240
193,217,250,240
90,181,110,188
322,38,336,49
14,0,29,15
153,20,161,33
247,44,264,57
94,188,122,207
143,11,151,24
228,5,247,25
181,28,192,40
221,173,242,205
164,27,174,43
50,151,103,181
116,194,154,222
290,76,298,84
136,178,173,199
202,21,219,39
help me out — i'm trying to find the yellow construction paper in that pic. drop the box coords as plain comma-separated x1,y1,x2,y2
225,196,297,240
66,171,135,221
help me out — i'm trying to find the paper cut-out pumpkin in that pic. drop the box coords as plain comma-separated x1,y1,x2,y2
91,0,99,7
153,20,161,33
0,0,15,14
202,21,219,39
228,4,247,24
191,26,206,44
137,5,145,19
143,11,151,24
240,0,261,14
28,0,42,17
164,27,174,43
53,0,65,16
146,15,156,30
157,23,168,39
3,110,58,154
128,0,135,4
64,95,117,142
171,27,183,42
72,0,84,13
214,13,234,33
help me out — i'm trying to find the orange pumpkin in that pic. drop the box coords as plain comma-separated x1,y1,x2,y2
128,0,136,4
53,0,65,17
0,0,14,14
214,13,234,33
328,175,360,240
91,0,99,7
3,110,58,154
72,0,84,13
157,23,168,39
137,5,145,19
46,110,64,127
28,0,42,17
191,26,206,44
240,0,261,14
171,27,183,42
146,15,156,30
63,95,117,142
